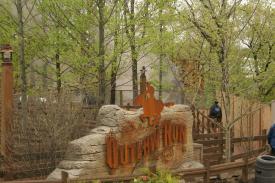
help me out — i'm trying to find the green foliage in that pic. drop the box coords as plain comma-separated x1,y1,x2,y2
133,170,179,183
0,0,274,103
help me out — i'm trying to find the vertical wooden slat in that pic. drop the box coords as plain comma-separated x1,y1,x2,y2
1,62,13,157
259,108,262,148
207,118,211,134
203,161,210,183
261,129,267,147
201,111,205,134
61,171,68,183
192,106,196,138
219,132,224,162
241,157,248,182
197,110,200,134
119,90,123,106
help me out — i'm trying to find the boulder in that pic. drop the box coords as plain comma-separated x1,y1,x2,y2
48,104,195,180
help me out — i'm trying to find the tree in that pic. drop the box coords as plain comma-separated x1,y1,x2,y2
124,0,138,100
16,0,28,128
240,1,275,101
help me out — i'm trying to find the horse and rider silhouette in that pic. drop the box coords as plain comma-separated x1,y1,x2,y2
134,83,164,126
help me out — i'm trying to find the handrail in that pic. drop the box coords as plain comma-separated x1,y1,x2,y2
2,157,257,183
196,109,225,130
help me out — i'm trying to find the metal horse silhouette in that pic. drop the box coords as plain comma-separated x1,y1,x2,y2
134,83,164,126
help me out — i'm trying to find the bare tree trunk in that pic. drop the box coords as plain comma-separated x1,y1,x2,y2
130,0,138,100
16,0,27,126
141,0,149,38
42,61,48,90
55,51,61,94
159,2,164,100
124,0,138,100
30,65,35,89
131,46,138,100
110,65,117,104
218,43,231,162
98,0,106,105
110,14,119,104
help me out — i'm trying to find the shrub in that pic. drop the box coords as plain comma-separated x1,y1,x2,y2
133,170,179,183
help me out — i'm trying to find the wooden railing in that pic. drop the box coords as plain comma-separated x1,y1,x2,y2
192,107,220,136
193,129,267,165
2,157,259,183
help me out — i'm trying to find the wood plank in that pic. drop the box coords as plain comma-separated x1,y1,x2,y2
196,139,224,145
231,135,266,143
203,153,223,160
194,133,224,139
231,147,266,161
195,135,266,146
204,146,223,153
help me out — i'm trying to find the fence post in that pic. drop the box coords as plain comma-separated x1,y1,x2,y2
219,132,224,163
61,171,68,183
201,111,205,134
197,110,200,134
191,105,196,138
119,90,123,106
231,128,235,154
272,100,275,123
225,127,231,162
259,108,262,148
203,161,210,183
261,129,267,147
241,157,248,183
0,45,13,180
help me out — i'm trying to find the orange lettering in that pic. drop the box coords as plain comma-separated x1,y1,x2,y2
128,143,136,163
155,128,160,148
137,141,143,160
143,137,150,157
163,122,172,147
172,124,179,143
119,144,129,165
106,135,118,169
178,125,186,143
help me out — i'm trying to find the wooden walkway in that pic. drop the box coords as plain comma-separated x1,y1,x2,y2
191,105,267,165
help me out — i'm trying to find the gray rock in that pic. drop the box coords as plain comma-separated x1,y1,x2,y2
48,104,195,180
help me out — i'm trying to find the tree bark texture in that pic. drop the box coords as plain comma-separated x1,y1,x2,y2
98,0,106,105
16,0,27,128
130,0,138,101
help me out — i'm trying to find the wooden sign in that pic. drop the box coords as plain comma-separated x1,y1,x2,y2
106,121,187,170
106,83,187,172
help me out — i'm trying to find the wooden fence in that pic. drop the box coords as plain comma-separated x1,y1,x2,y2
194,131,267,164
1,156,260,183
0,91,270,180
191,103,268,164
0,101,98,179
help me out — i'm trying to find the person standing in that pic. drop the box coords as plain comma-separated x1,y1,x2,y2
267,123,275,156
209,101,222,132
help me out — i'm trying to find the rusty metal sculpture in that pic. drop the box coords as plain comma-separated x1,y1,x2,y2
106,132,118,170
134,83,164,126
106,80,186,172
140,66,147,94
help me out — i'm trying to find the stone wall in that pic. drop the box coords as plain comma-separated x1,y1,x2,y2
48,104,195,180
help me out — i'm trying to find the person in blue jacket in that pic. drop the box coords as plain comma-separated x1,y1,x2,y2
267,123,275,156
209,101,222,132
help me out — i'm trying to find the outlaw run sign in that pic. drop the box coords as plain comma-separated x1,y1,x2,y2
106,83,187,172
47,83,194,179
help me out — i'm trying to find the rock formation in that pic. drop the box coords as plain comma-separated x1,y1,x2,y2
48,104,197,180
